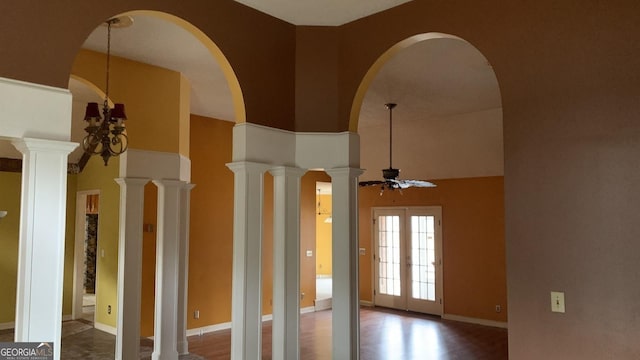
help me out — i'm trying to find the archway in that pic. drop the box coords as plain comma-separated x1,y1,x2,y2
354,33,507,332
65,10,246,359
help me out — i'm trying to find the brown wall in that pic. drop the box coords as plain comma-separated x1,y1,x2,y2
0,0,295,130
2,0,640,357
359,176,507,323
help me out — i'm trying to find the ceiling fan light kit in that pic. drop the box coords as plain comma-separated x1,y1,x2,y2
359,103,436,194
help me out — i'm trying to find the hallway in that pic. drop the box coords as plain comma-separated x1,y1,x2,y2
0,307,507,359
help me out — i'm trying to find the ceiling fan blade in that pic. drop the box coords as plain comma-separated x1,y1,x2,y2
394,179,437,188
359,180,386,187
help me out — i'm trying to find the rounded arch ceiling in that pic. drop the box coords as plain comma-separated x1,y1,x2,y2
358,36,503,182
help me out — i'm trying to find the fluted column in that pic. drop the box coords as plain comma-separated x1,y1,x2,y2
270,166,307,360
177,183,195,355
226,161,271,360
152,179,187,360
12,138,77,360
326,167,364,360
114,177,149,360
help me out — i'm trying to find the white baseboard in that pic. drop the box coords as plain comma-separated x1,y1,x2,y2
94,321,117,335
0,315,74,330
185,321,231,337
442,314,508,329
186,307,320,337
314,298,332,311
300,306,316,314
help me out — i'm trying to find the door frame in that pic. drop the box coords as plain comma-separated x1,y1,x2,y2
371,206,444,316
72,189,100,322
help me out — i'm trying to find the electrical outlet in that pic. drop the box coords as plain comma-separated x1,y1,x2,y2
194,310,200,319
551,291,565,313
495,305,501,313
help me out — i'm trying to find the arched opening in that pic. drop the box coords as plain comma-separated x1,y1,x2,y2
59,10,247,357
354,33,507,341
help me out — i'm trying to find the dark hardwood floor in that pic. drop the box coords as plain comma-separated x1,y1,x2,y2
1,307,507,359
189,307,508,359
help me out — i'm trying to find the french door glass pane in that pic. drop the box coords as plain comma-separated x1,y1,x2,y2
410,215,436,301
378,215,401,296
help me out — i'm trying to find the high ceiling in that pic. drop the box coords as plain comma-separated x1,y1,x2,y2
1,4,503,182
234,0,414,26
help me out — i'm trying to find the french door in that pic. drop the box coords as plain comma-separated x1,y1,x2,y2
373,207,443,315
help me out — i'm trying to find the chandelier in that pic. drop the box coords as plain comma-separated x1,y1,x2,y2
82,17,129,166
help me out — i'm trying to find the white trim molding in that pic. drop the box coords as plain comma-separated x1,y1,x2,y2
443,313,508,329
94,321,118,335
0,76,72,141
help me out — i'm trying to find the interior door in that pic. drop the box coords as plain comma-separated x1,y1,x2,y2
373,207,443,316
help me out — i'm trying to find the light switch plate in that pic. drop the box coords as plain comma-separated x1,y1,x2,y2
551,291,565,313
306,250,313,257
359,248,366,255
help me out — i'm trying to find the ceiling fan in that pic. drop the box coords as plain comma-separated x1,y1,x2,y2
359,103,436,194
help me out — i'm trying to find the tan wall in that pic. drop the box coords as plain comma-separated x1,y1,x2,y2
63,175,78,317
72,49,187,156
140,183,158,336
0,171,21,324
0,171,77,324
359,176,506,323
76,155,120,327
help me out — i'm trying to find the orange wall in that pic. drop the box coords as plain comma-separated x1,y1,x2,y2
300,172,331,304
315,194,332,275
187,115,321,327
359,176,506,323
140,183,158,336
188,114,235,328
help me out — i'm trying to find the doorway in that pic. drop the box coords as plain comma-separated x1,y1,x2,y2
315,181,332,310
373,206,443,315
72,190,100,323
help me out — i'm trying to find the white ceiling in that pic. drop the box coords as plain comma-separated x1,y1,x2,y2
1,4,503,182
234,0,414,26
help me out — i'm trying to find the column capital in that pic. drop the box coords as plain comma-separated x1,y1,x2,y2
152,179,187,188
269,166,307,178
325,167,364,179
226,161,272,174
115,177,150,187
11,137,78,155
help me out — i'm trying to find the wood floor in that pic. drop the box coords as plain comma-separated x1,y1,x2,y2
188,307,508,359
1,307,507,359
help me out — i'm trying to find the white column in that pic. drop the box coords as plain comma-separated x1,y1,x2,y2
177,183,195,355
326,167,363,360
226,161,271,360
11,138,77,360
269,166,306,360
114,178,150,360
152,179,186,360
